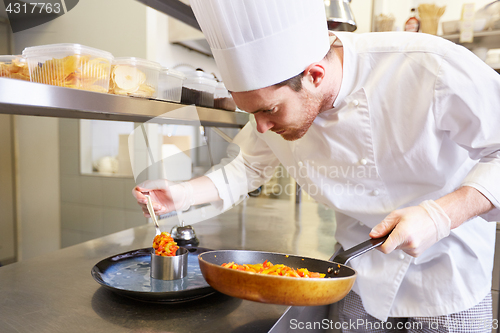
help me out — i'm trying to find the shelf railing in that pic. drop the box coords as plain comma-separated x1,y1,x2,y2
440,29,500,42
0,78,249,128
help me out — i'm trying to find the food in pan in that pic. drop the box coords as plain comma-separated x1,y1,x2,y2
221,259,326,278
153,232,179,256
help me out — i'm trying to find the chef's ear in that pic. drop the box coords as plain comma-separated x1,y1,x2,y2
303,63,326,88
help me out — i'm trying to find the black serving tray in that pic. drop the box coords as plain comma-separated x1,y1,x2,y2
91,247,215,303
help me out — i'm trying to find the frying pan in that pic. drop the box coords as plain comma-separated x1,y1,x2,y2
198,235,388,306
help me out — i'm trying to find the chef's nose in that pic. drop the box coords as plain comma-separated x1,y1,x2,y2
254,114,274,133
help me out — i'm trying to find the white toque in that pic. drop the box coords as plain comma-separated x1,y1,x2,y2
190,0,330,92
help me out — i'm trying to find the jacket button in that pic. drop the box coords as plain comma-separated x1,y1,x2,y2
399,253,405,260
351,99,359,107
298,161,304,167
372,189,380,196
359,158,368,165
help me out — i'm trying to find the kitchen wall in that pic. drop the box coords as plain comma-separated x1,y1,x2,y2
0,115,15,265
8,0,148,257
7,0,221,254
3,0,472,257
0,19,15,265
351,0,375,34
12,0,147,57
0,113,61,263
373,0,494,34
1,0,61,261
8,0,493,253
14,116,61,260
59,118,144,246
145,7,220,75
0,18,10,54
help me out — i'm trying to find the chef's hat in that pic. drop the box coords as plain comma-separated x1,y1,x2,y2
190,0,330,92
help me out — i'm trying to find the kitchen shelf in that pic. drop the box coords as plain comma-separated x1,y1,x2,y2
0,78,248,127
440,29,500,49
440,30,500,73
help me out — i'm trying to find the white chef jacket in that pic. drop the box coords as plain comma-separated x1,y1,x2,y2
206,31,500,321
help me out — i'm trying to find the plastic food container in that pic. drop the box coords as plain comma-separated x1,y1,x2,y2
486,48,500,68
441,20,459,35
181,70,218,107
22,44,113,93
157,68,185,102
214,82,236,111
109,57,161,98
0,55,30,81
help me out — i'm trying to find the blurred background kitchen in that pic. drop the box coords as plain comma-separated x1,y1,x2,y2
0,0,499,286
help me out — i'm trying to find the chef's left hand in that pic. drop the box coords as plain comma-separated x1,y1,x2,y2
369,200,451,257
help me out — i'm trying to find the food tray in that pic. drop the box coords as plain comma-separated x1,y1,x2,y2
91,247,215,303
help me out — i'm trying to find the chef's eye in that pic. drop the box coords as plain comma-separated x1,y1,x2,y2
264,107,277,114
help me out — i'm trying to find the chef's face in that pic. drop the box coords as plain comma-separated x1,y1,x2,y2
232,84,323,141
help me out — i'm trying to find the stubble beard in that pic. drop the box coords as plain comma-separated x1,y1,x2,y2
280,91,322,141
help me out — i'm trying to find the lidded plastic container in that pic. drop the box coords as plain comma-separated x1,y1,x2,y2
22,44,113,93
0,55,30,81
486,48,500,67
180,70,218,107
214,82,236,111
158,68,186,103
109,57,161,98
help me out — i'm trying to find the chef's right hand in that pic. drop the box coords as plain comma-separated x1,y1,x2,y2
369,200,451,257
132,180,193,217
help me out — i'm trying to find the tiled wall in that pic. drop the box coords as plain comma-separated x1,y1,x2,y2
59,118,146,248
88,120,134,163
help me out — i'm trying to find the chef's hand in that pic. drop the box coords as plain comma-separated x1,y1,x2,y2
132,179,194,217
369,200,451,257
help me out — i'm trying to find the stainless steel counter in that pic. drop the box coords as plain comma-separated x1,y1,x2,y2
0,198,338,333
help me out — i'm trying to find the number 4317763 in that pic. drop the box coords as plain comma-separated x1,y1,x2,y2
5,2,62,14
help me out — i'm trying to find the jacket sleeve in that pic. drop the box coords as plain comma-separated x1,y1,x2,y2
433,42,500,221
205,120,280,211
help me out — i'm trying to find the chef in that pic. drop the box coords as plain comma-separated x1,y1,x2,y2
133,0,500,331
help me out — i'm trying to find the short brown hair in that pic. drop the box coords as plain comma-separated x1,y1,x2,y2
274,72,304,92
274,40,337,92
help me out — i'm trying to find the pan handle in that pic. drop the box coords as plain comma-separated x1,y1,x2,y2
329,234,389,265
